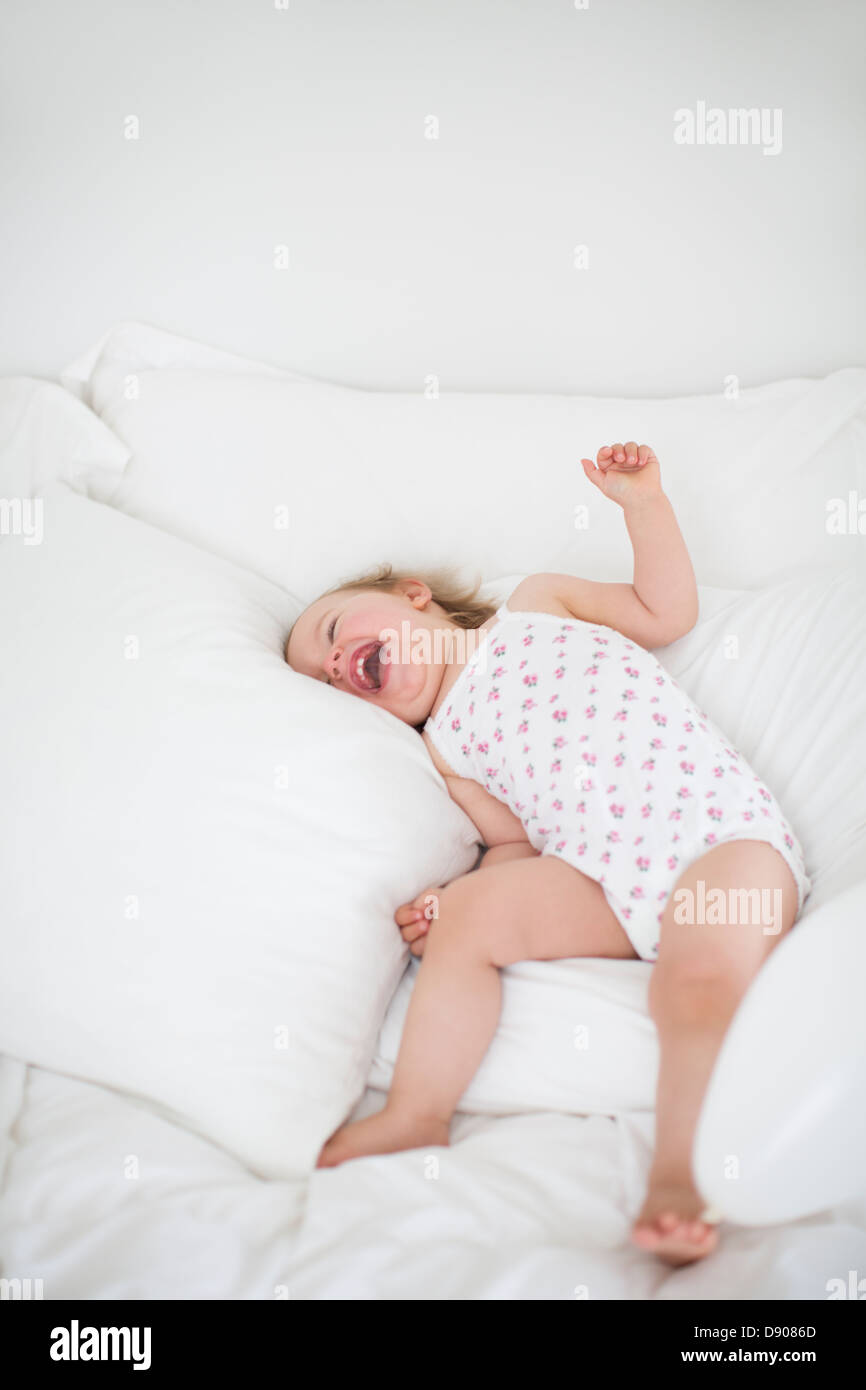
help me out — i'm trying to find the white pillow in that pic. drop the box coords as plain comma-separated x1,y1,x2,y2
370,957,657,1115
0,482,479,1179
60,322,866,597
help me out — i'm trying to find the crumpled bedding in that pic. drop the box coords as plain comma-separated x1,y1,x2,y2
1,1057,864,1300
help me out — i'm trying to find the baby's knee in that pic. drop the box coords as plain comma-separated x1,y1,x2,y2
427,866,487,913
423,874,496,950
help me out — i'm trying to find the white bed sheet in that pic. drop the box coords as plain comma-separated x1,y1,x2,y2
2,1057,865,1301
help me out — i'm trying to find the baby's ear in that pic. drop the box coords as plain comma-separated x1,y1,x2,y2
404,578,433,608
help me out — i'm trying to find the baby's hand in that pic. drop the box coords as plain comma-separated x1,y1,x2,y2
395,888,441,958
581,442,661,508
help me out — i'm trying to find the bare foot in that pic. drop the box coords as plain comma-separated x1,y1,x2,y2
316,1107,450,1168
632,1174,722,1267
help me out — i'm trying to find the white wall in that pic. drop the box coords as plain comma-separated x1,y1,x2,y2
1,0,864,394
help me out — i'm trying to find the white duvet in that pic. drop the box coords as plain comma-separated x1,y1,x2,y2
3,1057,865,1300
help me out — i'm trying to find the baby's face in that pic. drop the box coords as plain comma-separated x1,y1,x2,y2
285,585,450,726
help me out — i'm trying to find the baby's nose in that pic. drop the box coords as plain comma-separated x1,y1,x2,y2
327,646,343,678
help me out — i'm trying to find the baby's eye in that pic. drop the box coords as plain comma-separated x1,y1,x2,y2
327,617,337,643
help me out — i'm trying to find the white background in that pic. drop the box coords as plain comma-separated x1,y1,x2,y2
1,0,864,393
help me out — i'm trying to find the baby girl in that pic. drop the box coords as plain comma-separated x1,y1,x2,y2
285,441,810,1267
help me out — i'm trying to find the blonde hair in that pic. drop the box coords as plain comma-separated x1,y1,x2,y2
315,562,498,629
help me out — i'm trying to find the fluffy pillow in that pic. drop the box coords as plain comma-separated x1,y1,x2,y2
60,322,866,598
0,482,479,1179
370,956,657,1115
695,878,866,1224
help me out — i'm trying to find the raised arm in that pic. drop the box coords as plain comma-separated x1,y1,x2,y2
514,442,698,649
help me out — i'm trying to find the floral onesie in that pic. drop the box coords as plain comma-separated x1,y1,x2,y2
423,602,811,961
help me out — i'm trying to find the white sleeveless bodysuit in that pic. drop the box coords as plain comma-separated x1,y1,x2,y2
423,601,810,961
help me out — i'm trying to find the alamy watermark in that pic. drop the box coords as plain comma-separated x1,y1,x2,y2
0,497,43,545
377,620,489,672
50,1321,151,1370
1,1276,44,1299
826,491,866,534
673,879,783,936
826,1270,866,1300
674,102,782,156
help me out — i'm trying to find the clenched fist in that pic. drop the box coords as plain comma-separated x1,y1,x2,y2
581,442,661,508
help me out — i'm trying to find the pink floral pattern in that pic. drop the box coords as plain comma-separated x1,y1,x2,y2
425,608,810,961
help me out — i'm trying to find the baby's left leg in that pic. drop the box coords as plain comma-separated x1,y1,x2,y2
632,839,799,1266
316,855,636,1168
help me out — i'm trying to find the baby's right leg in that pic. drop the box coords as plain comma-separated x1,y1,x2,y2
316,857,636,1167
389,855,636,1124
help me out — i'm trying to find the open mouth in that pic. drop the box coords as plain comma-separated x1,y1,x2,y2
347,640,388,694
